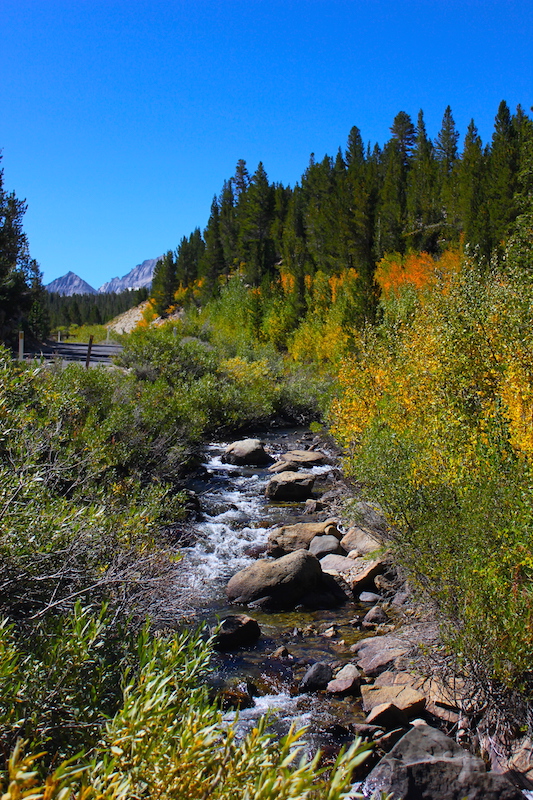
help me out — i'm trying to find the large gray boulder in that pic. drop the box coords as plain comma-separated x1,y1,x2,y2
265,471,316,500
267,520,340,556
268,450,327,474
361,724,523,799
222,439,273,466
226,550,323,609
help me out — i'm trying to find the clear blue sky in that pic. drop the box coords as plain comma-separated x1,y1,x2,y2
1,0,532,289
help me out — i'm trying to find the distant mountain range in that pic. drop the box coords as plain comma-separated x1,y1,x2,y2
45,257,162,296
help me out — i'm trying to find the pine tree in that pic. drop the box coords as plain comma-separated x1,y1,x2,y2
406,110,440,252
435,106,461,246
237,162,275,285
377,138,405,255
219,180,238,267
151,251,177,316
435,106,459,175
457,119,490,255
487,100,520,252
0,153,47,340
390,111,416,168
200,200,225,290
176,228,205,287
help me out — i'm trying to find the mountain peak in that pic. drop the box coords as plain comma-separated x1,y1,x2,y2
46,273,97,296
46,256,162,297
97,257,162,294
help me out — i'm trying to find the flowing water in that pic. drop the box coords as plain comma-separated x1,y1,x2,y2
174,428,370,752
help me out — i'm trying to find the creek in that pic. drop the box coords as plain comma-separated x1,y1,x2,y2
175,427,372,754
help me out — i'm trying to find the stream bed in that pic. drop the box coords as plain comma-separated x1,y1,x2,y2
174,428,371,754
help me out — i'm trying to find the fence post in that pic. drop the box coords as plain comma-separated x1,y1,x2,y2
85,335,94,369
18,331,24,361
58,329,61,343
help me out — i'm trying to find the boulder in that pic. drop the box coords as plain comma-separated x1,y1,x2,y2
365,702,409,728
362,605,389,628
340,526,382,555
279,449,327,467
320,554,386,593
361,683,426,718
299,661,333,692
361,724,523,800
212,614,261,651
222,439,273,466
326,663,361,694
351,634,409,677
268,520,340,556
359,591,383,604
265,471,316,501
226,550,323,609
309,534,346,559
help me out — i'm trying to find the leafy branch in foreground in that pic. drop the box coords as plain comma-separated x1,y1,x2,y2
0,629,377,800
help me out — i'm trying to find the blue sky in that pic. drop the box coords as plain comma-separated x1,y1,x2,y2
1,0,532,289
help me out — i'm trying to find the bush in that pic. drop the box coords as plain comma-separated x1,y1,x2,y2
0,627,375,799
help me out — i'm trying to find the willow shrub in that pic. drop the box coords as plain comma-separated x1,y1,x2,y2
330,249,533,701
0,626,377,800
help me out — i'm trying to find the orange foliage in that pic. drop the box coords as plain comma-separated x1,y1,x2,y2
328,269,358,304
280,270,296,295
375,250,461,298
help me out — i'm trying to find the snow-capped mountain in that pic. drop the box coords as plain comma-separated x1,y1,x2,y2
45,257,162,296
46,271,97,296
97,257,161,294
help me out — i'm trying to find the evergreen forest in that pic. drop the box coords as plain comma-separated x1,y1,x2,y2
1,100,533,797
45,287,149,330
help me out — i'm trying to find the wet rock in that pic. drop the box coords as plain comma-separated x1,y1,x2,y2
299,572,351,609
351,635,410,677
360,724,523,800
304,498,326,513
309,534,346,558
326,664,361,695
299,661,333,692
361,683,426,718
359,591,383,604
212,614,261,651
362,605,389,629
222,439,273,466
226,550,324,609
267,520,339,556
271,645,292,659
242,543,269,558
218,685,255,710
265,471,316,500
340,526,382,556
268,460,298,473
353,722,385,738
